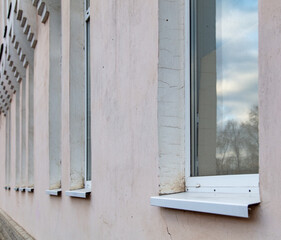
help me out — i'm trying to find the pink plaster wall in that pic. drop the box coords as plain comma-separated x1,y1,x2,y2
0,0,281,239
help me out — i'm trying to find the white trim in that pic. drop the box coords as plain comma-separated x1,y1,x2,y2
184,0,260,192
85,180,91,189
184,0,191,180
85,9,90,21
46,189,61,196
25,187,34,193
84,0,90,19
186,174,259,192
150,192,260,218
65,188,91,198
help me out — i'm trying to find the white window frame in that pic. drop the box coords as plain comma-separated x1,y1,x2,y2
185,0,259,194
151,0,260,218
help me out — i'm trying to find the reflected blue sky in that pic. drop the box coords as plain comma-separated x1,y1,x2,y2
216,0,258,126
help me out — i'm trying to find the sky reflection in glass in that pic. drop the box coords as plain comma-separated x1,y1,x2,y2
216,0,258,125
194,0,259,176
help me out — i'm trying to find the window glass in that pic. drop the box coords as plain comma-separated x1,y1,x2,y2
191,0,258,176
86,19,91,181
86,0,90,10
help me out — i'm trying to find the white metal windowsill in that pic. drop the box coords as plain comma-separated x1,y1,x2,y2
26,187,34,193
65,189,91,198
46,189,61,196
151,192,260,218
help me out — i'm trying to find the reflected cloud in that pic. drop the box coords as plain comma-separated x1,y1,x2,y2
217,72,257,96
215,0,258,126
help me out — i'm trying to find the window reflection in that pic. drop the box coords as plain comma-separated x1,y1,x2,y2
192,0,259,176
86,0,90,10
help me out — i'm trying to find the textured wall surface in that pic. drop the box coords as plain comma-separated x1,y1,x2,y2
0,0,280,239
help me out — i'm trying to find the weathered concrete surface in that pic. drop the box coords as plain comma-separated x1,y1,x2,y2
158,0,186,194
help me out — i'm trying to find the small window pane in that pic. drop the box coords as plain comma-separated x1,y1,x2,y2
191,0,259,176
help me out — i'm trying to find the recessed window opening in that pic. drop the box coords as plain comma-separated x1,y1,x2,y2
151,0,260,218
7,2,12,19
5,109,11,188
0,44,3,62
15,92,20,189
85,0,91,188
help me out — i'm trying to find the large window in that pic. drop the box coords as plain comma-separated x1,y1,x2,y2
190,0,259,177
151,0,260,218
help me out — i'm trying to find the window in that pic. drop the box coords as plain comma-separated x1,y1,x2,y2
65,0,91,198
85,0,91,190
15,91,20,191
5,109,11,190
151,0,260,218
20,68,26,191
190,0,259,178
43,0,62,196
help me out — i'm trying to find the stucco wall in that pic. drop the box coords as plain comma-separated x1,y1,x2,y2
0,0,280,239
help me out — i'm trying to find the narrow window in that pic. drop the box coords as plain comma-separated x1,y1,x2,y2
85,0,91,189
27,64,34,191
15,91,20,189
20,75,26,189
5,109,11,189
45,0,62,195
66,0,91,197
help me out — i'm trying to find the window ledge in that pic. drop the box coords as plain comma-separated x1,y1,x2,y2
65,189,91,198
150,192,260,218
46,189,61,196
25,187,34,193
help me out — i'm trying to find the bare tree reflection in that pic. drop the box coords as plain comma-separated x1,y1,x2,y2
216,105,259,175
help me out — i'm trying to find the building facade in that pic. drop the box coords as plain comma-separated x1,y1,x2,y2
0,0,280,239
